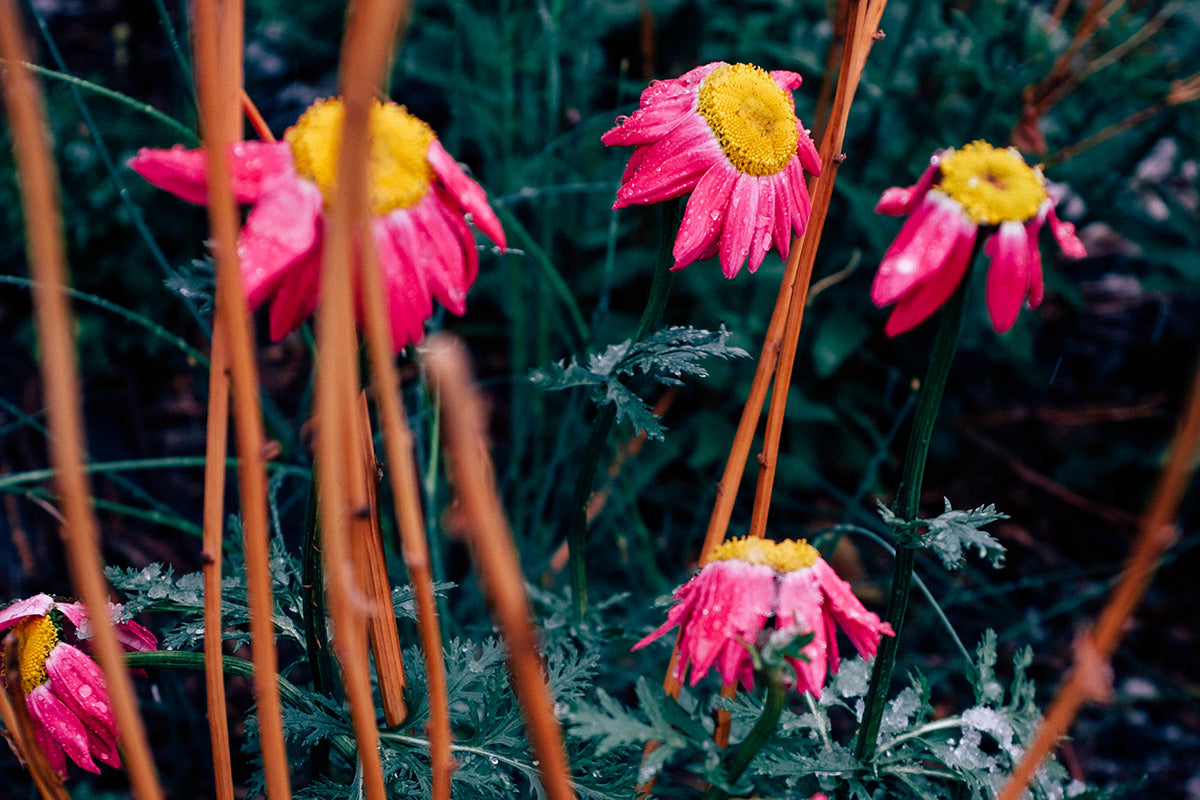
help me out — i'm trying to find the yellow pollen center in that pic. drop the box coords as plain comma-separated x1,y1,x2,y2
285,97,437,216
697,63,799,177
10,616,58,695
938,140,1047,226
709,536,819,573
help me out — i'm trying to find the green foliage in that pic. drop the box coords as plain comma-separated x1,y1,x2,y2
531,325,749,439
878,499,1009,570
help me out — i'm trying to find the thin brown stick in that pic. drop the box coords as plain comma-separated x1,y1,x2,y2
748,1,886,539
811,0,851,143
425,335,576,800
1042,71,1200,169
0,7,163,797
314,2,414,798
357,158,454,800
201,316,236,800
241,89,274,142
996,349,1200,800
352,392,408,726
191,0,291,795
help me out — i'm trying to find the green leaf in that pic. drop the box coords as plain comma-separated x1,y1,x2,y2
531,325,749,439
878,498,1008,570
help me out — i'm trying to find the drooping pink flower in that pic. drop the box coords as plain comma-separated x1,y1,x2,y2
634,537,893,695
0,594,157,778
129,97,506,351
871,140,1086,336
603,62,821,278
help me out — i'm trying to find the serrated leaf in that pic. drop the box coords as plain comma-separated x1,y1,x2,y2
877,498,1008,570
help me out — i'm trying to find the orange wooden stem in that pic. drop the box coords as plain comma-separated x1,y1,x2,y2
425,336,577,800
0,7,163,798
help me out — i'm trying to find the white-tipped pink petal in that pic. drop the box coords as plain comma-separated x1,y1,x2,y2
985,220,1036,334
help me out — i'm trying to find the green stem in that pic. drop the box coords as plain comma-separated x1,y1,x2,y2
700,672,787,800
301,471,340,703
567,205,676,620
124,650,358,764
854,278,969,763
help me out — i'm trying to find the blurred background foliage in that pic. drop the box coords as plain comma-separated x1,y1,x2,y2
2,0,1199,796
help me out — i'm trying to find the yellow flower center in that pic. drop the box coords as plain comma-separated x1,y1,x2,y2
285,97,437,216
709,536,819,573
697,63,799,177
10,616,58,695
937,140,1047,226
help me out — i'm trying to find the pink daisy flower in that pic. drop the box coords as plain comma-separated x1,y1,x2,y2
129,97,506,351
871,140,1086,337
0,594,157,778
634,537,893,695
602,62,822,278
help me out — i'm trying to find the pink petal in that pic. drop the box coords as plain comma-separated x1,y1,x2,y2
871,192,974,306
128,145,210,205
613,123,721,208
373,217,433,351
783,158,813,238
1046,203,1086,259
985,221,1036,334
745,178,777,274
768,173,793,259
27,683,99,774
678,561,773,685
777,569,827,694
0,594,55,631
601,95,695,147
228,141,298,204
673,165,738,269
238,174,324,309
267,245,322,341
812,559,893,659
795,120,822,177
719,176,762,278
44,645,119,766
875,155,943,216
407,195,471,316
128,141,293,205
113,618,158,654
883,220,976,337
427,140,506,248
771,70,803,91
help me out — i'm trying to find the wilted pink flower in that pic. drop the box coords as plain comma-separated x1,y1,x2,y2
130,97,505,351
634,537,892,695
871,140,1086,336
0,594,157,778
603,62,821,278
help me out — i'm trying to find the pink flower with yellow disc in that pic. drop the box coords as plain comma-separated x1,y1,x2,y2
634,537,892,695
603,62,821,278
0,594,157,778
130,97,506,351
871,140,1086,336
